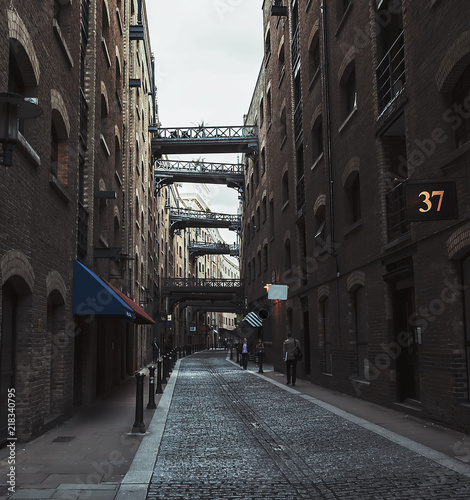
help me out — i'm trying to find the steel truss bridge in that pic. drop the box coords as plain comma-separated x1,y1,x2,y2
187,241,239,258
154,160,244,193
169,208,241,234
151,125,258,158
162,278,243,312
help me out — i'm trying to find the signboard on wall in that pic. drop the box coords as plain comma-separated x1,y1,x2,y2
404,181,458,221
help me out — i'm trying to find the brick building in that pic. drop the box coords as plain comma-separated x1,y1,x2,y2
0,0,161,443
243,0,470,432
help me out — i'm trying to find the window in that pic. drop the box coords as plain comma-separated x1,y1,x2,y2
282,171,289,205
260,148,266,177
50,108,70,186
284,239,292,273
308,36,320,83
278,41,286,83
263,244,268,271
353,286,369,380
260,97,264,126
280,106,287,143
266,88,272,126
344,67,357,116
265,29,271,65
453,65,470,148
320,298,332,373
461,255,470,400
312,117,324,161
262,196,267,223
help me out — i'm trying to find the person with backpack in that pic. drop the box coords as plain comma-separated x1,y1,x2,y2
282,331,301,386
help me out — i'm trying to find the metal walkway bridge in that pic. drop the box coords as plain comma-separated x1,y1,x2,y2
162,277,243,312
188,241,239,258
151,125,258,158
154,160,244,193
169,208,241,234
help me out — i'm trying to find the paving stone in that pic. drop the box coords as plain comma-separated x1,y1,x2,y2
146,351,470,500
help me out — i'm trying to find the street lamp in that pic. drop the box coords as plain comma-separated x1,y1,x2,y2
0,92,42,166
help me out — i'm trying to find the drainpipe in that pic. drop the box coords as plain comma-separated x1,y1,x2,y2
321,0,337,264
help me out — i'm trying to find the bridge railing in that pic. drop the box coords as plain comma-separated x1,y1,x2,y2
162,278,243,288
170,208,241,224
155,160,244,175
153,125,257,140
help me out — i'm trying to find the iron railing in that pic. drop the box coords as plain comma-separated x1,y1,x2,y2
77,202,88,258
153,125,257,140
170,208,241,225
294,102,303,142
162,278,243,289
386,183,409,241
156,160,243,175
377,31,406,113
291,25,300,69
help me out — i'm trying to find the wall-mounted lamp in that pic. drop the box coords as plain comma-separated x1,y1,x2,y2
0,92,42,166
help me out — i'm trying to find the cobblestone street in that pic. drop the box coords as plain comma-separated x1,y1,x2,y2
147,351,470,500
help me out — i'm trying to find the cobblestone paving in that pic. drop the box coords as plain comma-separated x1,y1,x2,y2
147,351,470,499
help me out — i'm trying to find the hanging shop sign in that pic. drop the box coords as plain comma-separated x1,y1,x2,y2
404,180,458,221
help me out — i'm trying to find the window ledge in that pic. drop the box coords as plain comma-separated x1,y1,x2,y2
343,218,363,236
49,173,71,203
100,134,111,156
17,132,41,168
384,231,411,251
334,2,353,38
338,106,358,134
102,37,112,67
53,19,74,68
281,200,289,211
308,67,321,92
311,152,324,171
280,134,287,150
349,377,370,386
438,140,470,171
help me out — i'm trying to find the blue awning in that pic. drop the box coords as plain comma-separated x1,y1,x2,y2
73,260,155,324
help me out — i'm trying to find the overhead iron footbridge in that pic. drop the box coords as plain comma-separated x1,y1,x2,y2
187,241,239,258
151,125,258,158
154,160,244,193
169,208,241,235
162,277,243,312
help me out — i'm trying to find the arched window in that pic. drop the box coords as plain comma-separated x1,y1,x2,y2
453,65,470,148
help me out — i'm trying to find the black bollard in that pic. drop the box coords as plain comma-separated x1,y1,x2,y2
147,365,157,409
162,356,168,385
156,358,163,394
132,372,146,433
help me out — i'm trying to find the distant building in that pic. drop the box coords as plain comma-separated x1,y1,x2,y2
243,0,470,433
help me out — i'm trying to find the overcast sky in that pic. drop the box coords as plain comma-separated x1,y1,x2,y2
146,1,264,243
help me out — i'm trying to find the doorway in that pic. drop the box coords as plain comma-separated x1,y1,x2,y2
394,286,420,402
0,283,17,445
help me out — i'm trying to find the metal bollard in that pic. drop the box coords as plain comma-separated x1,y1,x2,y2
147,365,157,409
132,372,146,433
162,356,168,385
156,358,163,394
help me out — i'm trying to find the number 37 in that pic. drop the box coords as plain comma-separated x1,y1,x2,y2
419,190,444,213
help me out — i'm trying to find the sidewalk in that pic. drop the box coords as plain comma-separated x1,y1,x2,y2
0,367,161,500
1,351,469,499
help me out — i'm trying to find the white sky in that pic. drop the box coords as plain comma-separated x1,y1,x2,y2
146,0,264,243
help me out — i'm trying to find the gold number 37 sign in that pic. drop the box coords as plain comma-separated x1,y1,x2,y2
418,190,444,213
405,181,458,221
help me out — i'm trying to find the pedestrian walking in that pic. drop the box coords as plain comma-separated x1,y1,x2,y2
152,337,160,363
256,338,265,373
283,332,299,385
241,337,249,370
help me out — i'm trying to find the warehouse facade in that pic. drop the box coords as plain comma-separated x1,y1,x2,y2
243,0,470,432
